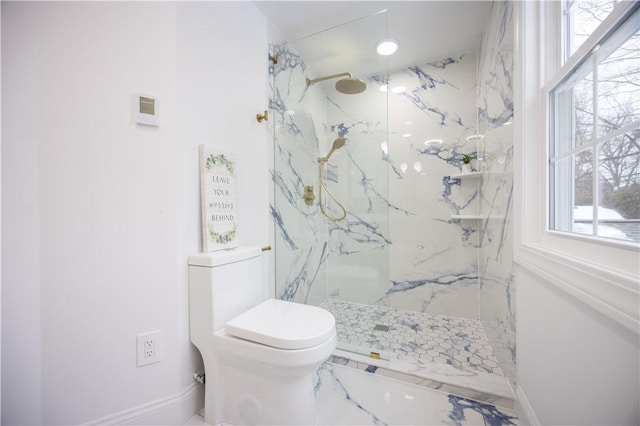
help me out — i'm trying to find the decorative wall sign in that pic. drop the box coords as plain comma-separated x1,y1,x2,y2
199,145,238,252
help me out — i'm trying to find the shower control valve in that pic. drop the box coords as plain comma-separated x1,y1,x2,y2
303,185,315,206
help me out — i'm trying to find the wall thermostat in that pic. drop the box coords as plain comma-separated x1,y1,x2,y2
135,93,158,127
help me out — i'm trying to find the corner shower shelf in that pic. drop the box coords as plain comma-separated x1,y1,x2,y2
450,171,482,180
450,172,481,219
451,214,506,220
451,214,482,220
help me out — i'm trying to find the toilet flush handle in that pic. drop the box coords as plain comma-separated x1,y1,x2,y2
261,246,271,252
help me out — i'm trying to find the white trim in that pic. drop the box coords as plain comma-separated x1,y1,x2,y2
83,382,203,426
515,385,540,426
515,244,639,333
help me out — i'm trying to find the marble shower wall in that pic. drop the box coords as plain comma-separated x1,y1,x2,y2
477,1,516,388
380,53,481,318
322,53,484,319
272,46,484,320
270,44,332,307
270,11,391,312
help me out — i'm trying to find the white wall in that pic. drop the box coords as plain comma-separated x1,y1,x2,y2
175,0,269,393
516,265,640,425
2,3,44,424
2,2,268,424
1,2,4,422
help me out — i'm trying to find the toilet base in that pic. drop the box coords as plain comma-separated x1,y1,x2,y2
215,360,319,425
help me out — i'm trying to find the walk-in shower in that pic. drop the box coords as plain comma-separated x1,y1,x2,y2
271,4,516,406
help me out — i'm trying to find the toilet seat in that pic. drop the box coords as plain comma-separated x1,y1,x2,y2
225,299,335,350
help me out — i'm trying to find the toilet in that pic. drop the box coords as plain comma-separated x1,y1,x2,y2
188,246,336,425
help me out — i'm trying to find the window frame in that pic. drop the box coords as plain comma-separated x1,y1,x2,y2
514,1,639,333
549,5,640,244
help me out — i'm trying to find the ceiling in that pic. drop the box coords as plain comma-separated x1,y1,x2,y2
253,1,493,75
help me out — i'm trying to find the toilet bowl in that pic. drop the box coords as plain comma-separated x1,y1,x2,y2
214,300,336,425
188,247,337,426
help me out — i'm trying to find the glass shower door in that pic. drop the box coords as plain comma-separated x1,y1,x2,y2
271,10,391,360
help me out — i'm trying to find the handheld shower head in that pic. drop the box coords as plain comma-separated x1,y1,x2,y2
306,72,367,94
332,137,346,150
318,137,346,163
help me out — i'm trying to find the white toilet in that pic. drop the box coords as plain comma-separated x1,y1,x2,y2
188,246,336,425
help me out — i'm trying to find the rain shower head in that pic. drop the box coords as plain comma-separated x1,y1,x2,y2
306,72,367,94
335,77,367,95
318,137,346,163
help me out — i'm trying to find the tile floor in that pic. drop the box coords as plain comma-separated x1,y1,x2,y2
320,299,501,374
185,362,518,425
187,299,518,425
320,299,514,407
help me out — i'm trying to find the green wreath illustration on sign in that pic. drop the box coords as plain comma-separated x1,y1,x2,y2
208,223,237,245
205,153,235,175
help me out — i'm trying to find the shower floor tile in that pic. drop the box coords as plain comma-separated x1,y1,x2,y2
320,299,514,407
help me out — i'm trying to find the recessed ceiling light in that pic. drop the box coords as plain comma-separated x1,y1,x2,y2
376,39,398,56
466,134,485,141
503,121,512,126
379,84,388,92
424,139,444,146
402,133,412,138
392,86,406,94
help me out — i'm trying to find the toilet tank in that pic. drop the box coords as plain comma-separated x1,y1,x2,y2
189,247,265,339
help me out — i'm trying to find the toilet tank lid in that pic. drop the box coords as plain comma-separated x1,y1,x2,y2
225,299,336,350
188,247,261,267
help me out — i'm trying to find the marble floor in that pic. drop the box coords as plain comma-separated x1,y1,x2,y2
319,299,514,407
186,362,518,425
186,300,518,425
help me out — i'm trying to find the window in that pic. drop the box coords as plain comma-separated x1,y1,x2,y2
564,0,619,57
515,1,639,333
549,1,640,244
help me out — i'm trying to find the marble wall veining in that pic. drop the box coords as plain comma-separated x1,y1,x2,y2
271,28,391,311
272,46,484,318
270,44,331,307
477,1,516,389
383,52,481,318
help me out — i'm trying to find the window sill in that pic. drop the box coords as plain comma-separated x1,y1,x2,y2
514,242,639,333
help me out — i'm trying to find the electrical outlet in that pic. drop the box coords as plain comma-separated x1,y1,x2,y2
137,330,163,367
144,338,155,358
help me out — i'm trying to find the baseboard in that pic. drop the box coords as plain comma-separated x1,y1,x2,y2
515,385,539,426
84,382,204,425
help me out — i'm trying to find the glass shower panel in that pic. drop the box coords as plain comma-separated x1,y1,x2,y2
272,11,390,360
